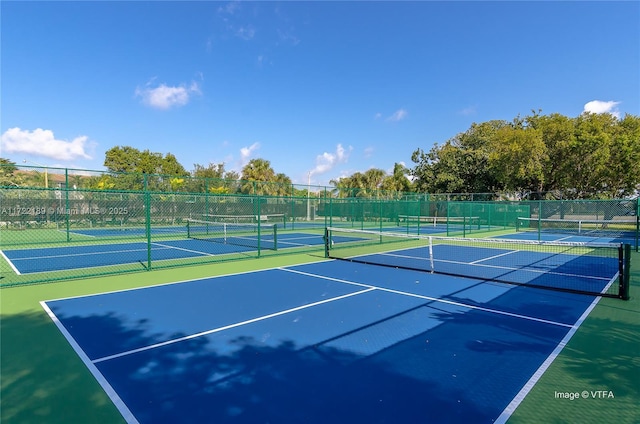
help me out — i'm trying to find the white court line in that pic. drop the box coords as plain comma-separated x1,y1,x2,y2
151,242,216,257
64,230,97,238
470,249,519,264
92,287,375,364
280,267,573,329
493,291,606,423
0,250,21,275
40,301,140,424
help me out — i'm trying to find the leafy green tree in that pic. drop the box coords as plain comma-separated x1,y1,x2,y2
567,112,617,198
0,158,21,186
192,163,226,180
103,146,188,190
161,153,187,177
487,124,546,194
609,114,640,197
412,111,640,199
189,163,227,193
528,112,576,196
411,121,504,194
104,146,142,173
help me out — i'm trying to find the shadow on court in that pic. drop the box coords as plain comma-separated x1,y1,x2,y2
52,298,571,424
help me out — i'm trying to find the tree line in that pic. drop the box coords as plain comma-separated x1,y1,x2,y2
2,110,638,199
411,111,640,199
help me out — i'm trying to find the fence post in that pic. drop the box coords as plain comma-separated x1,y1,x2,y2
257,195,262,257
537,199,542,241
636,198,639,252
144,174,152,270
65,168,70,242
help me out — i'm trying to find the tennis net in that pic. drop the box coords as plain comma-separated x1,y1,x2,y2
203,213,286,227
324,227,631,299
517,217,638,239
186,219,278,250
398,215,480,228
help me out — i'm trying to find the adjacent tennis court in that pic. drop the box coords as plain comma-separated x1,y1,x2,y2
1,231,340,275
514,217,638,246
40,230,630,423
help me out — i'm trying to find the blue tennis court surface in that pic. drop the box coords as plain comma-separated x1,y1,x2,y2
42,252,606,423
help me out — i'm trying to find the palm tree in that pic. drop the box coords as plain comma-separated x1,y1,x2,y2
273,173,292,196
381,163,412,195
240,159,276,195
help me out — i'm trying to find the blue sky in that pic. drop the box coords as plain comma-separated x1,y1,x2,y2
1,1,638,187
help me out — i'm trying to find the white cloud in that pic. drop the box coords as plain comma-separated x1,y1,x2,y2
218,1,240,15
235,25,256,40
1,128,92,161
364,146,375,158
277,28,300,46
135,80,201,110
386,108,408,122
240,142,260,166
584,100,621,118
310,144,352,175
459,105,477,116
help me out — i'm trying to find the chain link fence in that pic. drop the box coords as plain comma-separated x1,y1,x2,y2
1,183,637,287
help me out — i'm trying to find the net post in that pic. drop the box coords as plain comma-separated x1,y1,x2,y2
621,243,631,300
273,224,278,251
324,227,330,258
463,216,467,238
